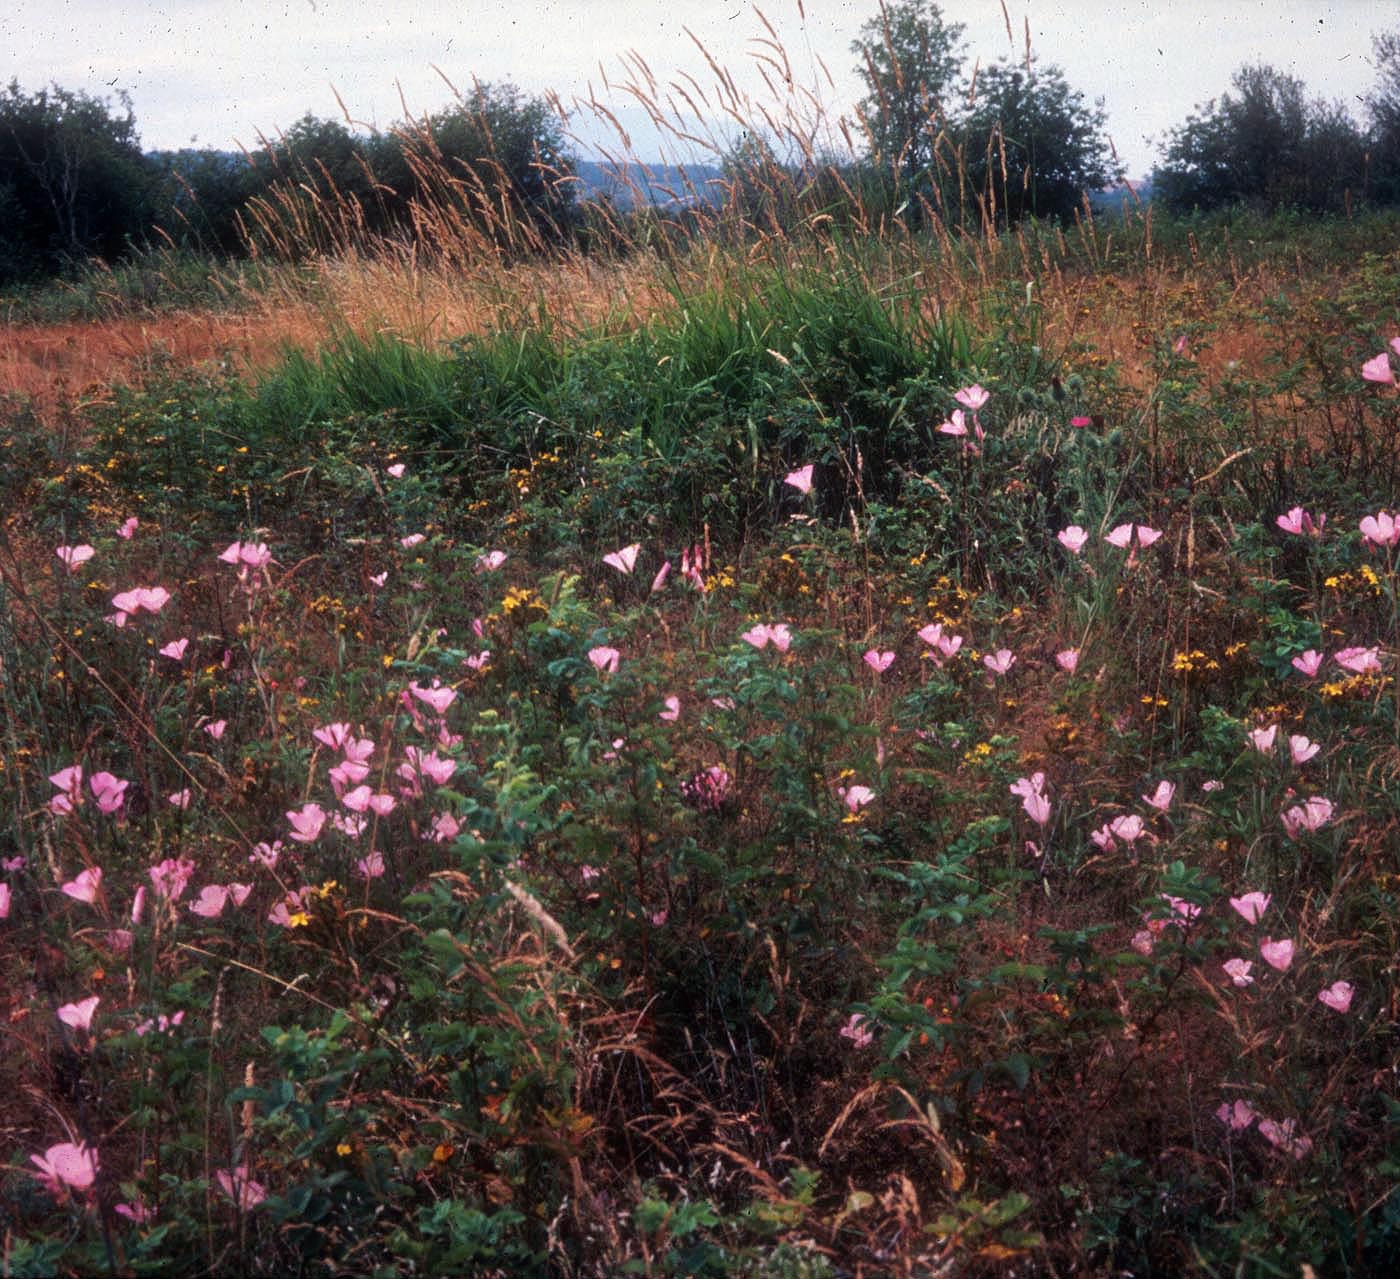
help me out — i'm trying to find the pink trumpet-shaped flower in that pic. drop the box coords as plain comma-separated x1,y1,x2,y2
1257,1117,1312,1160
839,1012,874,1048
650,560,671,593
386,462,406,478
1135,524,1163,547
1142,780,1175,812
1222,958,1254,987
983,649,1015,675
203,720,227,741
842,785,876,814
190,885,231,918
1280,795,1333,839
398,533,425,549
1288,734,1319,765
863,649,895,674
1021,790,1052,826
476,550,507,572
1276,507,1324,536
409,681,457,713
1229,892,1271,924
31,1142,99,1194
1317,980,1354,1013
0,882,10,919
216,1166,267,1211
784,463,814,494
1291,650,1324,677
117,516,138,539
286,802,327,843
61,867,102,904
1057,525,1089,554
1334,646,1381,675
1359,512,1400,547
658,695,681,722
1216,1100,1257,1130
587,646,620,673
1260,937,1296,971
1109,814,1144,844
55,544,95,571
58,995,100,1032
313,722,352,750
603,543,640,574
149,857,194,901
1361,351,1396,384
159,638,189,660
167,788,192,809
938,409,969,437
1247,724,1278,753
356,851,386,879
90,771,129,814
954,384,990,411
1104,523,1134,549
1054,648,1079,673
917,622,944,647
111,586,171,615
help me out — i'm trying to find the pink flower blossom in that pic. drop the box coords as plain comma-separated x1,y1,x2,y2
61,867,102,904
1260,937,1296,971
1090,824,1117,852
1055,648,1079,673
190,885,231,918
111,586,170,615
650,560,671,593
1109,814,1144,844
216,1166,267,1211
839,1012,874,1048
863,649,895,674
842,784,876,814
313,722,352,750
1130,929,1154,955
167,788,192,809
55,544,95,571
1287,734,1319,765
410,681,457,713
1135,524,1163,547
386,463,406,478
429,812,461,843
1057,525,1089,554
286,802,327,843
1291,650,1324,678
117,516,138,539
1216,1100,1257,1130
1104,523,1134,549
954,384,990,411
1281,795,1333,839
982,649,1015,675
1173,334,1190,356
1257,1117,1312,1159
250,841,283,869
1223,958,1254,987
1360,511,1400,547
658,695,681,722
58,995,100,1032
1361,351,1396,385
603,543,640,574
1317,980,1354,1013
114,1201,151,1223
159,637,189,660
464,649,490,670
917,622,944,647
740,624,792,652
587,646,620,673
31,1142,99,1194
1070,415,1092,427
369,571,388,587
399,533,425,549
784,464,814,494
476,550,507,572
89,771,129,815
681,764,731,812
203,720,227,741
938,409,969,437
149,858,195,901
1247,724,1278,753
0,883,10,919
1334,646,1381,674
1142,780,1175,812
356,851,386,879
1229,892,1271,924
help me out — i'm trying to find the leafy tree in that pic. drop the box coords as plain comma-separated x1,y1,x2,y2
850,0,965,212
959,58,1123,224
0,81,157,281
1152,63,1367,213
1364,29,1400,204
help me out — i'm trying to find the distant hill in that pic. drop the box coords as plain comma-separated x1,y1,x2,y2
573,160,724,209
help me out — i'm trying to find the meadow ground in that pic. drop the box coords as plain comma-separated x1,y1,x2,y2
2,209,1400,1277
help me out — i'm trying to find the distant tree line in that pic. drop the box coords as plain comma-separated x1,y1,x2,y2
3,5,1399,285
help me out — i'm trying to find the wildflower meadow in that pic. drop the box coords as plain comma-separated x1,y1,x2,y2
4,79,1400,1279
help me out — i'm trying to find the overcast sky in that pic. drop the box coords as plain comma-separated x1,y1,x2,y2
4,1,1390,178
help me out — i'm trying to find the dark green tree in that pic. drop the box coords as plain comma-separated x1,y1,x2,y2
1364,29,1400,204
0,81,158,281
850,0,965,215
958,58,1123,224
1152,63,1366,213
